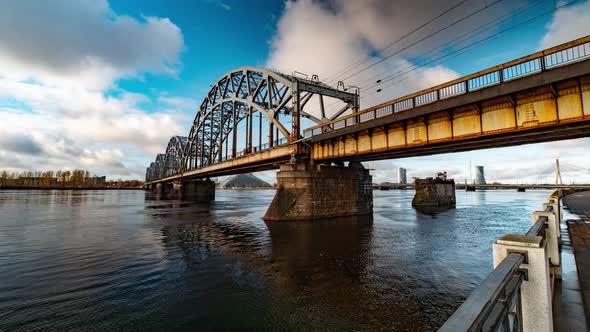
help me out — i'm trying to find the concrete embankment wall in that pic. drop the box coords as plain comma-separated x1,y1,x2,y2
264,162,373,221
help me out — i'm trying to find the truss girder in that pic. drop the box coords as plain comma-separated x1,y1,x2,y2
146,66,359,181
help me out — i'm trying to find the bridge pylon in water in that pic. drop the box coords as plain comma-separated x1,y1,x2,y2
264,161,373,221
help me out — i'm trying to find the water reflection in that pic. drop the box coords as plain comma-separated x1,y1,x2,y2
266,216,373,288
414,205,454,216
0,189,554,331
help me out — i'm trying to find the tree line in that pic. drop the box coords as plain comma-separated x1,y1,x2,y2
0,169,143,189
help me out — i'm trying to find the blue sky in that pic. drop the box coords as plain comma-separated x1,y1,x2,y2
0,0,589,183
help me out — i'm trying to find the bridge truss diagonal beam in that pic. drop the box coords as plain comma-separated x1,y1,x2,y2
146,67,359,183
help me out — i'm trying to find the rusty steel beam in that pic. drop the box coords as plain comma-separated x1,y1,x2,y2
311,60,590,142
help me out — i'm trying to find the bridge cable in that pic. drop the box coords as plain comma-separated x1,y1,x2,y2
319,0,539,112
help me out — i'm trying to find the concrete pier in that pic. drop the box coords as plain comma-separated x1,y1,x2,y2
264,162,372,221
181,179,216,202
149,179,215,202
412,178,456,210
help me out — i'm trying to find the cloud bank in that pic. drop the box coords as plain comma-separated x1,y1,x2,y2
266,0,463,110
540,0,590,49
0,0,189,178
264,0,590,183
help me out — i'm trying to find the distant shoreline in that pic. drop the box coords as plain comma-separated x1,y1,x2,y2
0,187,145,191
217,187,275,190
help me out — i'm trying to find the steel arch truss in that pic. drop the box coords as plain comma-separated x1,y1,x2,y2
146,67,359,182
146,154,166,182
163,136,187,178
181,67,358,173
145,136,188,182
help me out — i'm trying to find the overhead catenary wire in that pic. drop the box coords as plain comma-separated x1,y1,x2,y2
323,0,471,83
319,0,538,112
360,0,583,102
353,0,540,91
334,0,505,83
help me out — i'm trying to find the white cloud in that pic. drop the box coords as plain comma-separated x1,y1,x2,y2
265,0,590,184
0,0,183,90
265,0,461,113
540,1,590,49
0,1,187,179
158,95,199,112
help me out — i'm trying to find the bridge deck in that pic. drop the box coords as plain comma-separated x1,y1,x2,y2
147,36,590,184
306,36,590,162
147,144,294,184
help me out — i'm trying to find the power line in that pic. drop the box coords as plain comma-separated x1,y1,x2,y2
335,0,504,83
354,0,539,91
319,0,539,112
360,0,582,102
323,0,470,83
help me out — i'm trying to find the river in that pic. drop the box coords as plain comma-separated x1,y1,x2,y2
0,189,553,331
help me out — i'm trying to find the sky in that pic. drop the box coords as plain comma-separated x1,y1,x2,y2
0,0,589,184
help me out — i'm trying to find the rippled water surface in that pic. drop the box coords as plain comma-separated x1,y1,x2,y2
0,189,553,331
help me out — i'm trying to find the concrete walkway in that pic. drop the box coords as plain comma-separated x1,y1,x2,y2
559,190,590,330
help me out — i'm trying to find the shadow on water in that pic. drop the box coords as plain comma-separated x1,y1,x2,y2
0,189,554,331
150,198,454,330
264,215,374,286
413,205,455,217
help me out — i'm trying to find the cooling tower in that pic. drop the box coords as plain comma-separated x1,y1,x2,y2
473,166,486,185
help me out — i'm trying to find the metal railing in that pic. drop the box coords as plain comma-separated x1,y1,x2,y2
440,193,561,332
149,137,291,182
304,35,590,137
440,253,525,331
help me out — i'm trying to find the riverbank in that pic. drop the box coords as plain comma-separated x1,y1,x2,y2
0,187,144,190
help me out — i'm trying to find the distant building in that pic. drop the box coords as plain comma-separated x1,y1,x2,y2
473,166,486,185
397,167,407,184
93,176,106,184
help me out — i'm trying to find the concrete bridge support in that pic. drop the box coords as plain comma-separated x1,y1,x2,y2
264,162,373,221
412,178,456,211
149,179,215,202
152,182,173,197
181,179,216,202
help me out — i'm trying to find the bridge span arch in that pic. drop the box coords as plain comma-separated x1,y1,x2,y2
147,66,358,182
181,67,358,172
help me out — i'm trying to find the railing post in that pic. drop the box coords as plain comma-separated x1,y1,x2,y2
533,210,561,279
544,201,561,240
493,235,553,332
547,194,562,231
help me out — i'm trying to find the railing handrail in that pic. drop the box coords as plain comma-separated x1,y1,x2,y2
441,192,563,331
527,216,547,237
148,137,292,182
439,253,525,331
304,34,590,133
526,205,553,236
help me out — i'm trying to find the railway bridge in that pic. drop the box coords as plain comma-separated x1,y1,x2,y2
146,35,590,221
